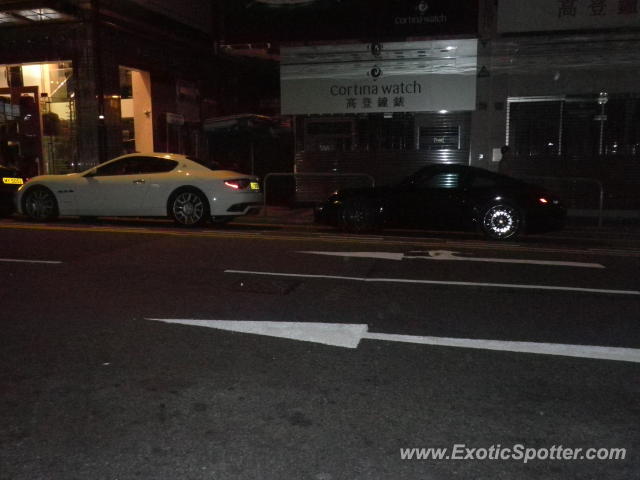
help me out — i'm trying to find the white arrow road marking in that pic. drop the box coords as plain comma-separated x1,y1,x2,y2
224,269,640,296
300,250,605,268
148,319,367,348
302,251,406,261
146,319,640,363
0,258,62,264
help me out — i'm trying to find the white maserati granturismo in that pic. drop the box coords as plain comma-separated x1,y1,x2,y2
16,153,262,226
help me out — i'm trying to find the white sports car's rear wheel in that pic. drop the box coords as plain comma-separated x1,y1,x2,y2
23,186,59,222
169,189,209,226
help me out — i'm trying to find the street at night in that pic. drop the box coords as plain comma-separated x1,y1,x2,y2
1,218,638,479
2,0,640,478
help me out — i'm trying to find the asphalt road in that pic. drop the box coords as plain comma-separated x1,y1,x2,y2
1,218,639,480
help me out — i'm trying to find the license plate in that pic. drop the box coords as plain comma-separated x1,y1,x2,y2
250,182,260,191
2,177,23,185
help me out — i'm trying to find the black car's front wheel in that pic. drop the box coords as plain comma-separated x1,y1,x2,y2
22,186,59,222
169,188,210,226
339,199,378,233
480,203,523,240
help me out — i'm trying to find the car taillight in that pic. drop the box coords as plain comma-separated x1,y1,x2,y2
224,179,250,190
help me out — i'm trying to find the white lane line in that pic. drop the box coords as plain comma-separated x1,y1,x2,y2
0,258,62,265
146,319,640,363
301,250,605,268
224,269,640,296
363,332,640,363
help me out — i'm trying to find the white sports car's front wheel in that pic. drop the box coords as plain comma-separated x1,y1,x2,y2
169,189,209,226
23,186,59,222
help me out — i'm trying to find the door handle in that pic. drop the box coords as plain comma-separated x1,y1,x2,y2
133,179,145,184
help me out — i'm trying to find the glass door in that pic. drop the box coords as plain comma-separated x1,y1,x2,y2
0,86,43,177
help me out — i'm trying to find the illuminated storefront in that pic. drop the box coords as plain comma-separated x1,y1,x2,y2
0,1,214,176
0,62,74,176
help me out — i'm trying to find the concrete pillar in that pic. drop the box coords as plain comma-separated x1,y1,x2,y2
72,24,100,170
131,70,154,153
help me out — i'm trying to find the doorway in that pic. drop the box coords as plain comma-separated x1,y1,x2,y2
119,67,153,154
0,86,42,177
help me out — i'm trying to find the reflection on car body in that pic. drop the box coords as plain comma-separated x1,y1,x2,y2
15,153,262,226
314,164,566,240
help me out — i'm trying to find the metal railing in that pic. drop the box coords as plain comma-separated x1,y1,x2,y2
521,175,604,227
262,172,376,216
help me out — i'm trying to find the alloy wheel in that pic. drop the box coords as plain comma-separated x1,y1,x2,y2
24,188,58,221
172,191,206,225
482,204,521,240
340,200,376,233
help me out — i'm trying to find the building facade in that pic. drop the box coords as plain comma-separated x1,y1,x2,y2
220,0,480,201
0,0,215,177
219,0,640,210
479,0,640,210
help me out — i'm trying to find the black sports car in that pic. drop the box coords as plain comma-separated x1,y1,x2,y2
314,164,566,240
0,165,25,217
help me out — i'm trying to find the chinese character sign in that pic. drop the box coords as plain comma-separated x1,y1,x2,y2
499,0,640,32
280,40,478,115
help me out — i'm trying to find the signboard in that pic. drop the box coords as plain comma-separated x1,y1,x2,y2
498,0,640,33
280,39,477,115
220,0,478,43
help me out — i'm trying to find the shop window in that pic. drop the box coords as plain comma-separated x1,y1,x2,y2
304,118,353,152
302,115,416,153
602,98,640,156
356,114,414,151
0,62,74,176
561,100,600,159
508,95,640,159
508,100,561,158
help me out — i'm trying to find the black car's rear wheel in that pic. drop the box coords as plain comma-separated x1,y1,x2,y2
22,186,59,222
480,203,523,240
339,199,378,233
